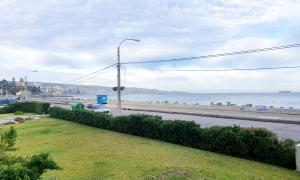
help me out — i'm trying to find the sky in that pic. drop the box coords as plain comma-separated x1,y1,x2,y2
0,0,300,93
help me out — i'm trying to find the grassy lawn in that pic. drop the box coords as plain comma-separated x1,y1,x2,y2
0,118,299,180
0,113,36,118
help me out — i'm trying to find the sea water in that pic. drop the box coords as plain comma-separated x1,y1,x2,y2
108,92,300,109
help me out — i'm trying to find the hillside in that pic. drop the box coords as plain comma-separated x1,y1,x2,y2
34,82,186,95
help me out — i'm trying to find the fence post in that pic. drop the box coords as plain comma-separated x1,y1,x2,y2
297,144,300,171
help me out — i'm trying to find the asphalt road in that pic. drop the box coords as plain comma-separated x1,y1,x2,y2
116,109,300,141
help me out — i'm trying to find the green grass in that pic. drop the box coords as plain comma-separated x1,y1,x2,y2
1,118,299,180
0,113,36,118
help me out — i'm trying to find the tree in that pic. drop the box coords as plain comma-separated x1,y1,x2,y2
27,85,41,95
0,79,9,96
0,127,61,179
7,78,17,95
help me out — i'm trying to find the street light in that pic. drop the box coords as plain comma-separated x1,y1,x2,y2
25,70,38,100
116,39,140,115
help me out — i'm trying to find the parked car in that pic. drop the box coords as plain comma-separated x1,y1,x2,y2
86,104,93,110
86,104,111,115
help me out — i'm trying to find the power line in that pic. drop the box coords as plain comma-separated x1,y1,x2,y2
61,43,300,85
121,43,300,65
63,63,116,84
71,65,115,85
179,26,300,49
156,65,300,72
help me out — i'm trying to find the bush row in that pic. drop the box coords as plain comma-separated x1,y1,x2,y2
48,107,296,169
0,102,50,114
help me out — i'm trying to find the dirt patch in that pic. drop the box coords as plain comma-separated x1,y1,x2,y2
143,167,194,180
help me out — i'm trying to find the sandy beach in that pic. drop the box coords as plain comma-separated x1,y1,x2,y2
106,101,300,124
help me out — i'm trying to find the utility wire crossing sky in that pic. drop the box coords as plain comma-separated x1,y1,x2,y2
66,43,300,85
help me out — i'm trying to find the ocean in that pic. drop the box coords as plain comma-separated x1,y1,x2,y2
106,92,300,109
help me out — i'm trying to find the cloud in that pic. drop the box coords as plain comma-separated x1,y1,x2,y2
0,0,300,92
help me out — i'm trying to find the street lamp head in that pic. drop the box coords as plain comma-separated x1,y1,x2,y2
119,38,140,47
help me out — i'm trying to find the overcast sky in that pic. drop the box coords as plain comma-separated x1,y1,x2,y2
0,0,300,93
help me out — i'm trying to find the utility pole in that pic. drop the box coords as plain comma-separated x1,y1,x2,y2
116,39,140,115
117,46,121,115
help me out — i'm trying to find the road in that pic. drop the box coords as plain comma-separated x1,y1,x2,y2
114,109,300,141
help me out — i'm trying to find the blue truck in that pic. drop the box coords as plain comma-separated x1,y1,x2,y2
86,95,111,115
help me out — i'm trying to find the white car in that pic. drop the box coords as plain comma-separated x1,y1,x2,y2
86,104,112,115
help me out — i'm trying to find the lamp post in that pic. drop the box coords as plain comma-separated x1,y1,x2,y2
25,70,37,100
116,39,140,115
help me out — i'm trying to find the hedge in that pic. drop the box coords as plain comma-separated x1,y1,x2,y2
49,107,296,169
0,102,50,114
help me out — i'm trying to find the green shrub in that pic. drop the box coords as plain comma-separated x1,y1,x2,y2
160,120,201,147
0,102,50,114
109,114,160,136
49,107,111,129
14,111,24,115
0,107,8,114
48,107,296,169
137,116,162,139
0,127,17,150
